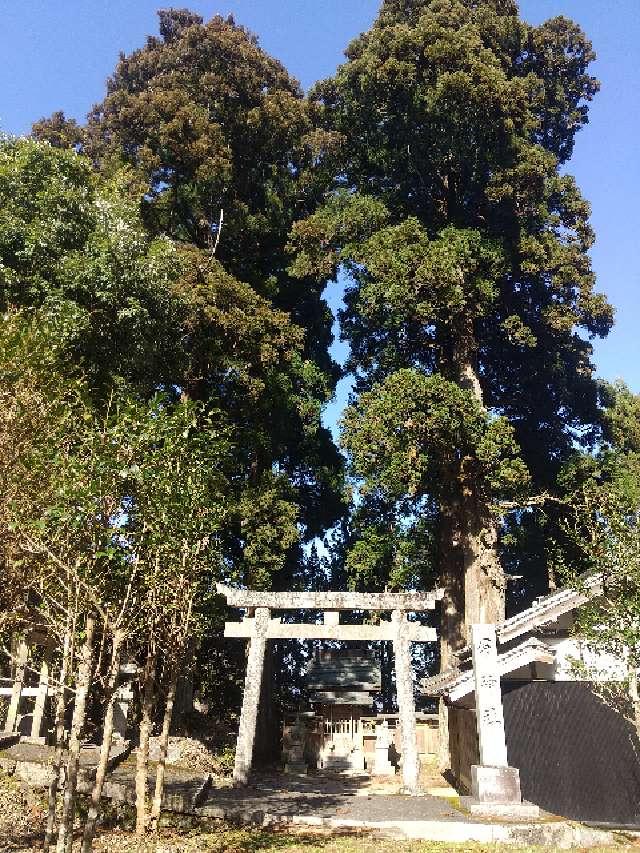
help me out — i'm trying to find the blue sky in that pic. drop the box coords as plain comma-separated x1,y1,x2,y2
2,1,638,438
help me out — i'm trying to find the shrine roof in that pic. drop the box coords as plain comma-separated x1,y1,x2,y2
306,649,381,700
496,573,602,646
421,574,602,700
453,573,602,666
421,637,555,701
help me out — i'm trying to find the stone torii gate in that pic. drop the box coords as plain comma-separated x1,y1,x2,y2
217,584,444,793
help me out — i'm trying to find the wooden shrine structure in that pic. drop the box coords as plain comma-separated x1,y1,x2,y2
217,584,444,792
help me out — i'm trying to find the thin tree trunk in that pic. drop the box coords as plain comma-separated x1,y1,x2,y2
149,666,178,829
56,612,96,853
135,649,156,837
44,628,72,853
80,629,124,853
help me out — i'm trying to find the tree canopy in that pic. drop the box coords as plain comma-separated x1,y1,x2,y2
289,0,613,660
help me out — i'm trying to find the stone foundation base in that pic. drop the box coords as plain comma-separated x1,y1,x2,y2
462,797,540,819
471,764,521,804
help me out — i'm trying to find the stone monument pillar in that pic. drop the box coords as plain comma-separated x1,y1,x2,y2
283,714,308,775
468,624,538,817
113,663,136,740
373,719,395,775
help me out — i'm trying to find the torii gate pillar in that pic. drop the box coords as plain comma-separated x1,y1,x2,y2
392,609,420,794
233,607,270,785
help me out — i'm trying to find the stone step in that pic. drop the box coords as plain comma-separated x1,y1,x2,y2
322,756,352,769
321,754,367,774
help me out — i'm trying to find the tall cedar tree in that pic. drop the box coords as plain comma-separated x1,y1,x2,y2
289,0,613,665
31,10,346,589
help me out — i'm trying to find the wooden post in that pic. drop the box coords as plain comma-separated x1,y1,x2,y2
29,650,51,742
233,607,270,785
5,638,28,733
392,609,420,793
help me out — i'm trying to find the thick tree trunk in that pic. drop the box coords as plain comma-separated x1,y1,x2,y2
81,629,124,853
438,471,466,671
438,330,505,668
44,629,71,853
135,649,156,837
56,612,96,853
461,476,504,631
628,661,640,744
149,666,178,830
439,475,504,668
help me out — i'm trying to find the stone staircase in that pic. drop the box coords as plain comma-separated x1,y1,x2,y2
320,749,367,774
322,754,353,772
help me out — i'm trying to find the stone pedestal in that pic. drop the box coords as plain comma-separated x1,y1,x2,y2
465,765,539,820
472,764,521,803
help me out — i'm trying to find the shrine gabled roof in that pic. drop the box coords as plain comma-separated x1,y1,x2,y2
454,573,603,665
421,574,602,700
421,637,555,701
306,650,381,694
306,660,381,691
496,573,602,646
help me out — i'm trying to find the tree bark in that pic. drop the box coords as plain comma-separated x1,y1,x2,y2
438,324,505,668
56,612,96,853
149,666,178,829
80,629,124,853
44,628,71,853
461,472,504,632
438,469,466,671
135,649,156,837
628,660,640,744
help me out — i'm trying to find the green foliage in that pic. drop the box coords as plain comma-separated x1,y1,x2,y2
0,138,95,304
0,310,87,621
0,136,344,598
557,383,640,667
77,10,347,569
290,0,612,605
0,137,182,393
562,484,640,669
85,10,336,304
32,110,84,150
342,368,529,502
